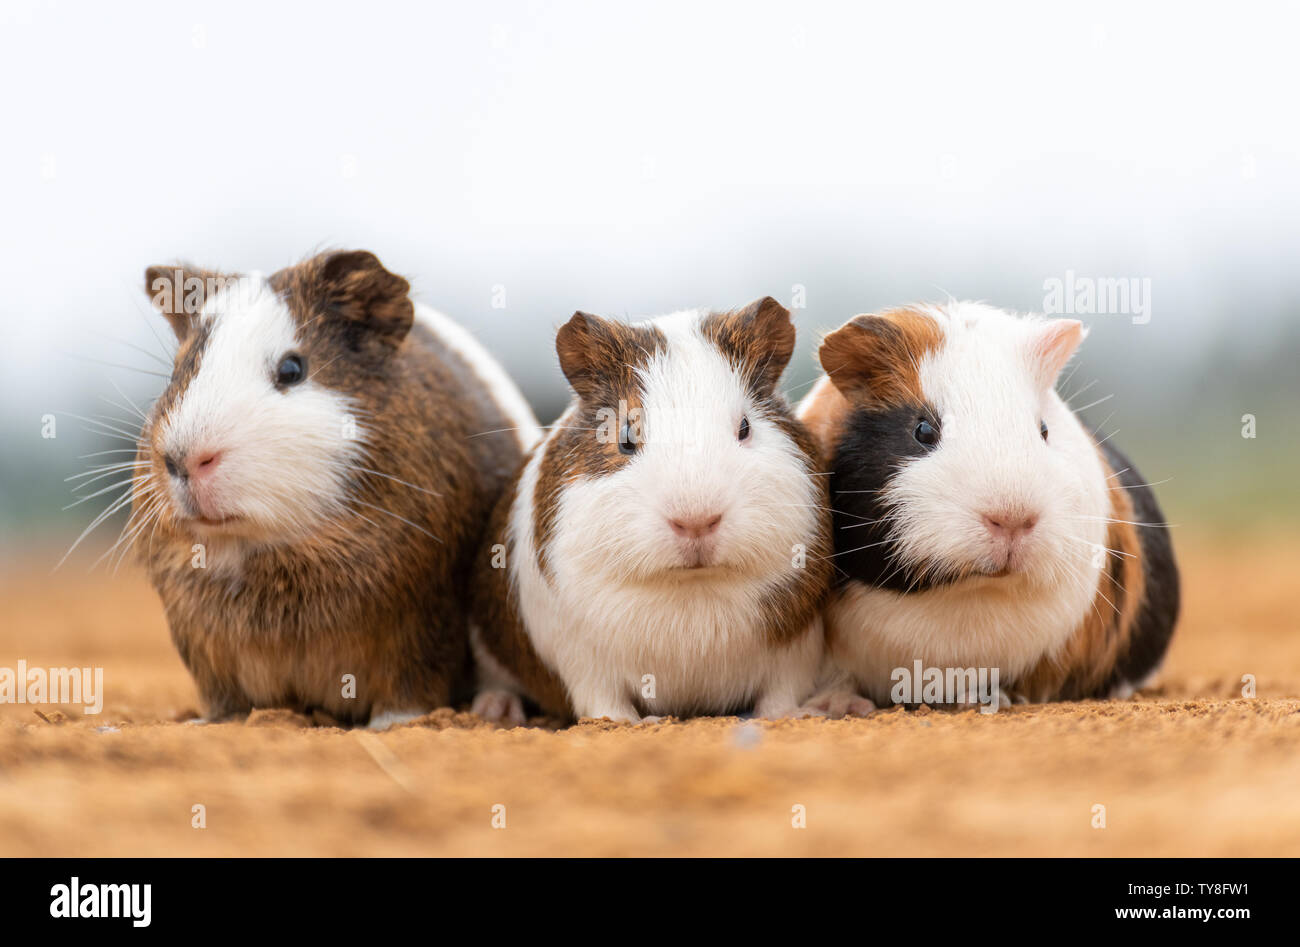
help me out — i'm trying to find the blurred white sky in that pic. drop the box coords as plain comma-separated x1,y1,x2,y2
2,0,1299,421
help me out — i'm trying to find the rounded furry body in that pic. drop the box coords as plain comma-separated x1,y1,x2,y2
798,302,1179,708
470,298,832,724
130,251,540,728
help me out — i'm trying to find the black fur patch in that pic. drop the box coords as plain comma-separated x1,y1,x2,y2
1097,439,1180,691
828,401,951,593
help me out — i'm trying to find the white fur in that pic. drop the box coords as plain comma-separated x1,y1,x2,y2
160,275,363,557
367,709,424,730
414,304,542,452
503,310,824,721
156,284,540,574
810,302,1110,705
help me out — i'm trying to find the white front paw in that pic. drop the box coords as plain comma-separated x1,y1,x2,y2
752,694,813,720
367,709,424,731
471,689,527,726
800,689,876,719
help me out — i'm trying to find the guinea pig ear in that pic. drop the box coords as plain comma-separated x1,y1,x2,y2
143,264,232,341
316,250,414,344
702,296,795,396
1030,319,1087,391
555,311,619,401
818,309,943,405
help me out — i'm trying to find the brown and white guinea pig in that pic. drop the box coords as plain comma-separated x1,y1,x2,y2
130,250,540,728
798,301,1179,709
468,297,833,725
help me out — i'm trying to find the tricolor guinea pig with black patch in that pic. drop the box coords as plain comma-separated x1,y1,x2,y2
128,250,540,728
469,297,832,724
798,301,1179,709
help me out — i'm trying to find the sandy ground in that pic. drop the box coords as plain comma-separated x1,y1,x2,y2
1,531,1297,857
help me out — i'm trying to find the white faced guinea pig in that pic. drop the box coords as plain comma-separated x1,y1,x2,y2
469,297,832,724
798,301,1179,709
130,250,540,728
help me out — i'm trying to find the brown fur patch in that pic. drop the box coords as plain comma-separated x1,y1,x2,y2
533,314,666,578
699,296,795,397
761,412,834,648
1009,449,1147,702
132,250,525,723
143,264,237,341
801,308,945,459
818,308,945,408
470,464,574,719
472,306,833,721
797,374,853,459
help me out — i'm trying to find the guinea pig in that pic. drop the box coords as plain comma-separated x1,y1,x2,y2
468,297,832,725
798,301,1179,710
128,250,540,728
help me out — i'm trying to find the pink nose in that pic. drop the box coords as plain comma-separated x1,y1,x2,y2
669,513,723,540
981,511,1038,541
187,450,223,480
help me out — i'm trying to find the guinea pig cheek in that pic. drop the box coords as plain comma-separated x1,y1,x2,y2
158,379,362,538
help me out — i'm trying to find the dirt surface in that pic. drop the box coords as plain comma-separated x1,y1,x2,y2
1,532,1297,857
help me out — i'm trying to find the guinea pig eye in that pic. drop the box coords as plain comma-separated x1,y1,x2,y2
913,419,940,447
275,354,306,388
1040,419,1049,441
737,417,751,442
618,420,640,456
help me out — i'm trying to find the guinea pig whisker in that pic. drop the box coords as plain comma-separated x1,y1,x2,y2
132,300,178,365
333,463,444,497
346,497,443,544
306,351,349,380
1107,478,1172,492
1061,377,1096,402
69,473,150,498
467,425,597,439
780,503,879,524
1072,393,1115,414
60,352,172,380
55,486,139,571
1068,515,1177,529
1104,466,1131,481
78,429,139,446
1058,364,1088,393
1058,545,1124,618
1093,428,1121,448
66,461,150,483
62,411,144,442
1064,536,1137,560
105,502,166,574
64,475,151,510
782,373,827,397
87,328,175,370
815,537,896,561
107,374,154,418
102,499,159,572
78,448,146,460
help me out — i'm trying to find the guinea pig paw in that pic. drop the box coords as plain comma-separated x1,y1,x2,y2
752,697,815,720
799,691,876,719
367,709,424,731
471,690,527,727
